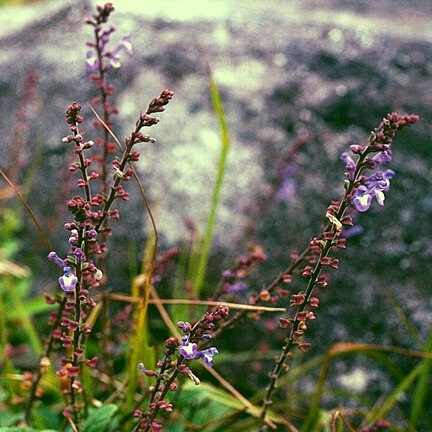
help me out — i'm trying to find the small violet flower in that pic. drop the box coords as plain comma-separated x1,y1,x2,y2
85,50,99,73
352,186,372,212
342,224,364,238
179,336,218,367
369,149,392,168
274,162,298,203
196,347,219,367
340,152,356,180
352,169,395,212
47,251,66,268
179,336,198,360
73,247,85,263
107,35,133,70
59,266,78,292
85,35,133,73
48,252,78,292
225,282,248,293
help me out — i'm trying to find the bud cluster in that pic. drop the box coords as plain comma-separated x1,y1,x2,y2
133,307,229,432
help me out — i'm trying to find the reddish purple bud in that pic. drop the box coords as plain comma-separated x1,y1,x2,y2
341,215,353,226
310,297,320,308
66,365,80,377
82,324,92,335
350,144,364,154
330,259,339,269
298,342,311,352
63,407,73,417
292,330,304,340
335,238,346,248
301,266,313,276
279,317,293,329
85,357,98,368
282,274,292,283
290,293,306,307
320,257,332,266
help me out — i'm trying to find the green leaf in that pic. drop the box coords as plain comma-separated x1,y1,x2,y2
366,362,423,424
0,411,23,427
7,296,55,320
1,276,43,355
83,404,118,432
177,381,285,429
125,269,157,409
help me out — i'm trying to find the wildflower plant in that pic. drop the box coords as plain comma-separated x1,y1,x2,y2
257,112,419,429
0,1,427,432
42,90,174,424
132,306,228,432
24,3,176,427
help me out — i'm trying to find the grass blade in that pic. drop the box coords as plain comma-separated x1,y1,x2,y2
365,362,422,424
409,322,432,427
192,66,230,296
125,238,157,409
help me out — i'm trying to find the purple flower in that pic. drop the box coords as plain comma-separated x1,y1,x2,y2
99,26,116,51
369,150,392,168
73,247,85,263
59,266,78,292
342,224,364,238
86,229,98,240
364,169,395,187
87,35,133,73
195,347,219,367
274,179,297,203
352,169,395,212
111,35,133,56
48,251,77,291
352,186,372,212
340,152,356,180
179,336,219,367
179,336,198,360
85,50,99,73
274,162,299,203
107,35,133,70
225,283,248,293
48,251,66,268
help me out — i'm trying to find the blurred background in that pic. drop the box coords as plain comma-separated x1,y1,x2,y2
1,0,431,428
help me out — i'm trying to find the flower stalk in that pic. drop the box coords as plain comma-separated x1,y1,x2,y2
258,112,419,429
132,306,228,431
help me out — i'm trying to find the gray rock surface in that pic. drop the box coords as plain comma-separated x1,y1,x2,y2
1,0,431,244
1,0,432,371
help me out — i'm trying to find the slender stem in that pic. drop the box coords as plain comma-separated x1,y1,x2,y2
259,151,371,427
92,23,111,197
132,358,184,432
69,260,83,424
75,136,92,204
94,130,137,232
